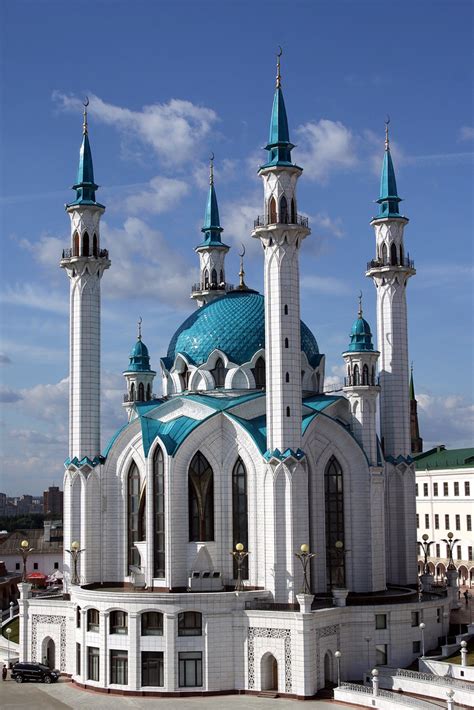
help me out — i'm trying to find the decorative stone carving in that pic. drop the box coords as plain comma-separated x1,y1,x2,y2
248,626,292,693
31,614,67,671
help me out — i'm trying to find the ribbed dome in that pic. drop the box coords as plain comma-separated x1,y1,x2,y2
125,338,153,373
347,317,374,352
165,291,320,368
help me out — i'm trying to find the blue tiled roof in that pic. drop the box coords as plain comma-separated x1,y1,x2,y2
346,316,374,352
164,291,321,368
124,338,155,373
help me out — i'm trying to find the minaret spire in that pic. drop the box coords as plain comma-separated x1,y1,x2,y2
410,363,423,454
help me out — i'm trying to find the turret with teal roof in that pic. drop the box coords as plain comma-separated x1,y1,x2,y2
123,319,156,419
347,294,375,352
66,100,104,209
260,50,296,169
375,119,403,219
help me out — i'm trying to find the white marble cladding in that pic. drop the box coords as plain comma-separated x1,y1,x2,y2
342,349,380,466
193,245,229,306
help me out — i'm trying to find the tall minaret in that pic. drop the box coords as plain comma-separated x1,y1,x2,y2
366,121,415,459
60,103,110,462
191,156,230,307
252,51,310,454
410,365,423,454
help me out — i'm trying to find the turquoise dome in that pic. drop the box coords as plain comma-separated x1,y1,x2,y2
125,338,153,373
164,291,321,368
347,316,374,352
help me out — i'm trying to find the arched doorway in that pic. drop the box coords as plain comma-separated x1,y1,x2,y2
42,637,55,669
324,651,335,687
261,652,278,691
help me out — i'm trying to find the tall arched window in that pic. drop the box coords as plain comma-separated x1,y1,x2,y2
381,243,387,264
268,196,277,223
211,358,226,387
371,366,376,385
291,198,296,224
93,234,98,257
390,242,398,266
280,195,288,224
252,356,266,389
353,364,360,385
73,232,80,257
285,372,290,383
211,268,217,287
146,383,151,401
153,447,165,578
399,244,404,265
189,452,214,541
82,232,89,257
324,456,345,589
138,382,145,401
284,304,288,315
204,270,209,289
219,270,224,284
284,338,289,349
362,364,369,385
232,458,248,579
130,382,135,402
128,463,141,569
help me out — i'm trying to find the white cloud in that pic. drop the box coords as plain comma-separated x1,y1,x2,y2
17,233,66,269
323,364,347,393
0,284,68,315
294,119,358,182
53,92,218,166
220,196,262,255
417,392,474,449
124,176,189,215
301,275,350,295
192,158,240,190
459,125,474,142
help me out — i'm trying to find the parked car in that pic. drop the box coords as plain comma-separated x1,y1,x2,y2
11,662,59,683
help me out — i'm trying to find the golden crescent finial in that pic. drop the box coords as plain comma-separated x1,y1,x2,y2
276,46,282,88
82,96,89,135
137,316,142,340
209,152,214,185
239,244,246,258
358,291,363,318
385,114,390,151
238,244,246,289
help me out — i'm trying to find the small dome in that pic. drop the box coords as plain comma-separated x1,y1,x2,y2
125,338,152,372
164,290,321,368
347,317,374,352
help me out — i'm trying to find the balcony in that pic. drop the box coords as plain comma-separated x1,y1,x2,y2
344,376,380,387
253,214,309,229
367,256,415,270
123,393,156,403
191,282,235,294
61,248,109,259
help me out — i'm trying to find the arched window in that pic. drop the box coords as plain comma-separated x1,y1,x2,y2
219,270,224,284
284,304,288,315
73,232,80,257
130,382,135,402
210,268,217,287
141,611,163,636
232,458,248,579
178,611,202,636
82,232,89,257
286,406,290,417
291,198,296,224
138,382,145,401
153,447,165,578
285,372,290,383
353,364,360,385
87,608,99,632
110,610,128,635
362,364,369,385
93,234,98,257
128,463,141,569
268,196,277,224
252,356,266,389
180,365,190,391
284,338,289,349
189,452,214,541
280,195,288,224
324,456,345,590
371,366,376,385
146,383,151,401
381,243,387,264
211,358,226,388
204,270,209,289
347,365,351,385
390,242,398,266
399,244,404,265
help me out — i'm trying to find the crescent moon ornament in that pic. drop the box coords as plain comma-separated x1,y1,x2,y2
239,244,246,258
385,114,390,126
83,96,89,108
277,46,283,57
209,151,214,162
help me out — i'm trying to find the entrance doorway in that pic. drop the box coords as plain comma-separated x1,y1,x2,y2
324,650,334,686
42,637,56,669
261,652,278,691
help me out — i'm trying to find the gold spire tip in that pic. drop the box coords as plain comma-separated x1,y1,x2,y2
384,114,390,151
238,244,246,289
82,96,89,135
358,291,363,318
137,316,142,340
276,46,282,88
209,152,214,185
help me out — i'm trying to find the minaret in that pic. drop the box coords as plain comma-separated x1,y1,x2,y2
123,318,156,421
252,51,310,454
410,365,423,454
61,101,110,461
342,295,380,465
191,155,231,306
366,121,415,459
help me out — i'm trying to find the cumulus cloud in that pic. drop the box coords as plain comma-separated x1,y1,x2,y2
294,119,358,182
53,92,218,166
124,176,189,215
417,392,474,450
17,233,66,269
0,386,23,403
0,284,68,315
323,364,347,392
220,195,262,255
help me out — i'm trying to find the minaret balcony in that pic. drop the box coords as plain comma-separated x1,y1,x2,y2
61,247,109,260
366,256,415,271
253,214,309,229
344,376,380,387
191,281,235,294
123,393,156,403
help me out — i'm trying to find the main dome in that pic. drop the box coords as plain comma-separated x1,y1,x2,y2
164,290,320,368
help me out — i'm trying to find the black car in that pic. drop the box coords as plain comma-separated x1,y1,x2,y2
11,662,59,683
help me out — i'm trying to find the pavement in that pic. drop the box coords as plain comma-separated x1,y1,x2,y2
0,678,355,710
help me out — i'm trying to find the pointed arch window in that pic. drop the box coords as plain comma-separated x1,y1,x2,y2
130,382,135,402
291,198,296,224
82,232,89,257
399,244,404,265
362,364,369,385
211,358,226,388
204,270,209,289
179,365,190,391
189,452,214,541
268,196,277,224
353,364,360,385
219,270,224,285
324,456,345,590
390,242,398,266
146,383,151,401
284,304,288,315
381,243,388,265
285,372,290,383
93,234,98,257
232,458,248,579
252,356,266,389
371,365,376,385
138,382,145,401
73,232,80,257
280,195,288,224
153,447,165,578
284,338,289,349
211,268,217,287
128,462,141,569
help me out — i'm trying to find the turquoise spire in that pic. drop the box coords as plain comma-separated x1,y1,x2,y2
124,318,153,373
346,294,374,352
197,155,229,248
67,99,104,209
376,119,402,218
261,49,295,168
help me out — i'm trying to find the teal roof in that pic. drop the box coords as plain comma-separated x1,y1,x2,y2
261,86,295,168
124,337,155,373
197,179,229,249
346,315,374,352
67,123,104,209
413,446,474,470
376,141,402,218
163,290,321,369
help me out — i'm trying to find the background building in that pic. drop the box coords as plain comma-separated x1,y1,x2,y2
43,486,64,517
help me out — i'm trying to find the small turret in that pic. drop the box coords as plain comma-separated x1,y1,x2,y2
123,318,156,421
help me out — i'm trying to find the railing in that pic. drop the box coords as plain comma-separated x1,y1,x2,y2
396,668,474,692
367,257,415,270
191,282,235,294
340,682,438,709
61,248,109,259
253,214,309,229
123,393,156,403
244,601,300,611
1,604,18,622
344,376,380,387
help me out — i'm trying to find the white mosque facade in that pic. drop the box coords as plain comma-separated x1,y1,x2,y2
18,62,451,697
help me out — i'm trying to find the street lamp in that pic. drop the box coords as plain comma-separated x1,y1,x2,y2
365,637,371,669
441,532,460,570
417,533,434,574
419,622,426,657
19,539,33,582
294,544,316,594
230,543,249,592
66,541,84,586
332,540,350,588
5,627,11,667
334,650,342,687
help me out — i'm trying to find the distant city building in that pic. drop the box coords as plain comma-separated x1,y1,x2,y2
415,446,474,586
0,560,21,611
43,485,63,517
0,521,63,578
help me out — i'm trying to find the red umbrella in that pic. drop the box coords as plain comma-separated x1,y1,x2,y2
27,572,48,586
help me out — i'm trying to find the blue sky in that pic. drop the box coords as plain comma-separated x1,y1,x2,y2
1,0,473,495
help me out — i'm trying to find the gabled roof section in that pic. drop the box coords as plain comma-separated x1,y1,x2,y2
413,445,474,470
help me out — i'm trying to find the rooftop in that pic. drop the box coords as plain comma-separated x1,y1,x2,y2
413,445,474,471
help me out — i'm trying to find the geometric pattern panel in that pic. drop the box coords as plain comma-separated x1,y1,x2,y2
248,626,292,693
31,614,67,671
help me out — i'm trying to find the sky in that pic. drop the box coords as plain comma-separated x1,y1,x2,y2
0,0,473,495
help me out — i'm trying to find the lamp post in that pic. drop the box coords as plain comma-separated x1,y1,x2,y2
294,544,316,594
419,622,426,657
5,627,11,667
230,543,249,592
446,689,455,710
441,532,460,571
66,541,84,586
334,650,342,687
19,540,33,582
417,533,434,574
365,637,371,670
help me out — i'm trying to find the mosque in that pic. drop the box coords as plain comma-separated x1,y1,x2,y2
18,58,451,696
